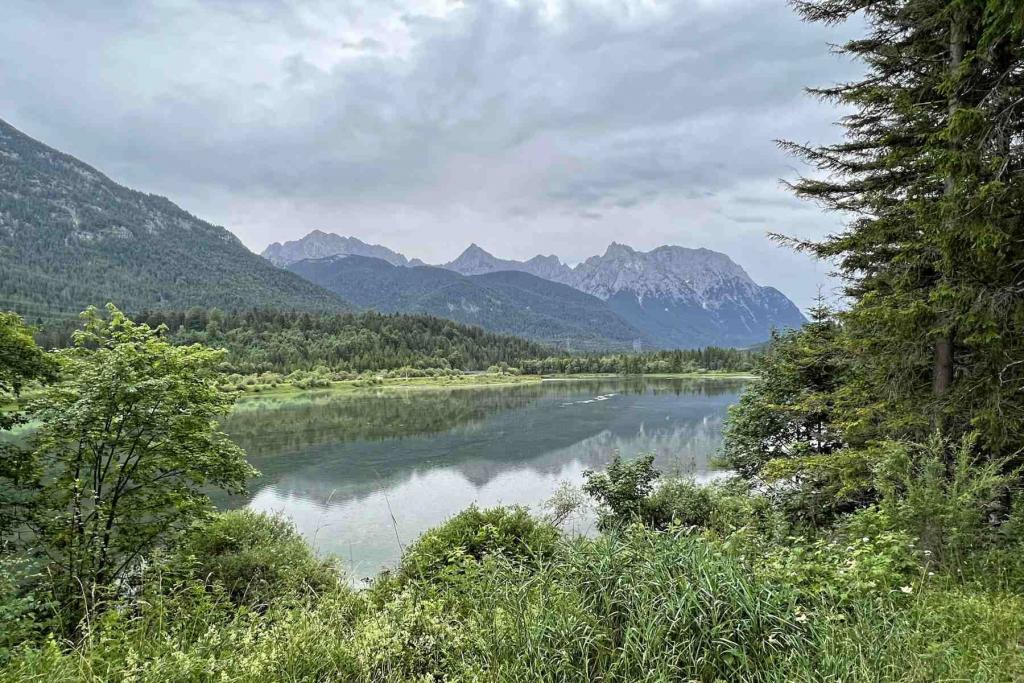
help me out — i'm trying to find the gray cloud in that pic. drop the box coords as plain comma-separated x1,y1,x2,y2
0,0,861,310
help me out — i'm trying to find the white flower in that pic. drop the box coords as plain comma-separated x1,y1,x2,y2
900,585,913,594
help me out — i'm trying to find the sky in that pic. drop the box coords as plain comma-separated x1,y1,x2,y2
1,0,863,311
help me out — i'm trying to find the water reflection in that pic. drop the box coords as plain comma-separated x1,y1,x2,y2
219,378,745,578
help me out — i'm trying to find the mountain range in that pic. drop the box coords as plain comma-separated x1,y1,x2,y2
263,232,806,348
0,117,804,350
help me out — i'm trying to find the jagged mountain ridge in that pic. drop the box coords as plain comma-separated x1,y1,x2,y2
265,232,806,348
441,242,805,347
262,230,417,268
0,119,352,317
442,243,574,282
286,255,648,351
566,243,806,347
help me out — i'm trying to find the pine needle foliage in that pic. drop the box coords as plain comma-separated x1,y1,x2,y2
780,0,1024,456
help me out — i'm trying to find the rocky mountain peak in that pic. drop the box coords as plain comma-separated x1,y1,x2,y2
261,231,409,268
444,244,513,276
602,242,636,258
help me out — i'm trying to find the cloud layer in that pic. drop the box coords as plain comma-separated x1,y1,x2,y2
1,0,862,310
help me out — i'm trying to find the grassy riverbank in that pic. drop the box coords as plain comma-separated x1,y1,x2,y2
227,370,752,400
229,372,542,399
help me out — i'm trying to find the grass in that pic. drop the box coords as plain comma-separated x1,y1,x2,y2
5,517,1023,682
231,371,753,400
230,372,544,400
4,370,753,410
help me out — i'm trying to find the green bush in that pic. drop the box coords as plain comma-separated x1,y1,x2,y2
874,434,1019,571
647,478,778,534
584,455,771,534
396,505,560,583
758,506,920,607
172,510,340,607
583,454,660,529
0,556,49,662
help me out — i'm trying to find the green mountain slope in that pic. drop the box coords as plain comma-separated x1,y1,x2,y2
286,255,648,350
0,119,350,320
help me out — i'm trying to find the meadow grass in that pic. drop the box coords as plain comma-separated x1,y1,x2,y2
4,516,1022,682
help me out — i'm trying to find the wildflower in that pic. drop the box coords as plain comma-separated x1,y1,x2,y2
900,585,913,594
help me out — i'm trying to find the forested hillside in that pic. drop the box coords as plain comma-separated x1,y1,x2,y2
0,119,349,319
287,255,647,350
134,308,550,373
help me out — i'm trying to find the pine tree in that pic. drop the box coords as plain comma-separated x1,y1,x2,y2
781,0,1024,455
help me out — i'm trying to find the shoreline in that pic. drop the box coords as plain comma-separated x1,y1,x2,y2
230,371,755,402
3,371,756,412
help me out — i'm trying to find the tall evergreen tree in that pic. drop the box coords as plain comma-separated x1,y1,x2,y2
781,0,1024,455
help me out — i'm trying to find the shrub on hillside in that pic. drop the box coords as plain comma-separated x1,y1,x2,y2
584,454,773,534
397,505,560,583
173,510,340,607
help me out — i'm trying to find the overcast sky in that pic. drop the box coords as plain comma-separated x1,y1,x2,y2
1,0,862,310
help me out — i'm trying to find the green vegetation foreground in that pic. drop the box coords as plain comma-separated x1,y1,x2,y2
0,305,1022,680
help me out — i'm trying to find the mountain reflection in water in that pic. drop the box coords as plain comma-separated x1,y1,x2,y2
217,377,747,579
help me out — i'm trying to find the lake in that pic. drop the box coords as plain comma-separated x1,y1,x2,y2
218,377,747,579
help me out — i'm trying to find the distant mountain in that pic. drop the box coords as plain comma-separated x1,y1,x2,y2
443,243,574,282
286,255,647,350
262,230,411,267
571,243,806,347
439,242,805,348
0,119,350,319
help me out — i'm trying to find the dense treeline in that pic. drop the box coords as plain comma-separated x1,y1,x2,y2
42,308,549,374
33,308,756,376
519,347,756,374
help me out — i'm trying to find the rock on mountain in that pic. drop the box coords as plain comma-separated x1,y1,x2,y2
0,119,350,317
262,230,410,267
286,255,647,350
440,242,805,348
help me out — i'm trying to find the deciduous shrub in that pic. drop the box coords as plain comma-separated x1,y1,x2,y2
173,510,340,608
396,505,560,583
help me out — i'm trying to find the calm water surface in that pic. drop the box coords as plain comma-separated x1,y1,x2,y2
218,377,746,579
